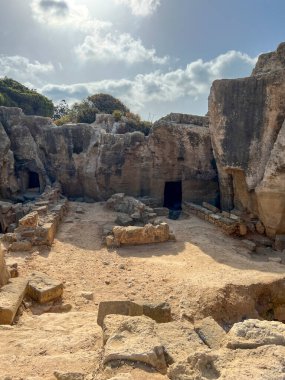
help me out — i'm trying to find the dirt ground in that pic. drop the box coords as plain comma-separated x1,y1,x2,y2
1,201,285,379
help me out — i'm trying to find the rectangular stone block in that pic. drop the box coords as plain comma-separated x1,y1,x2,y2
202,202,219,213
194,316,226,349
0,278,28,324
27,271,63,304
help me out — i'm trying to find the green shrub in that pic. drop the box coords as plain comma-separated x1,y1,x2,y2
0,77,54,117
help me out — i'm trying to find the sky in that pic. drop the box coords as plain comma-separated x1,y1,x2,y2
0,0,285,120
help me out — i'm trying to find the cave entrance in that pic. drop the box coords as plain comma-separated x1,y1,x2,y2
28,171,40,190
164,181,182,219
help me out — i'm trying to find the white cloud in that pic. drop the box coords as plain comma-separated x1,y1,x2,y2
31,0,166,65
116,0,161,16
40,50,257,115
76,31,167,64
0,55,54,84
31,0,110,32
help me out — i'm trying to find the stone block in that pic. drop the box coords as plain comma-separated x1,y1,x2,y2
35,221,57,246
139,301,171,323
19,211,39,227
112,223,170,246
9,240,32,252
0,277,28,324
34,205,48,216
202,202,219,213
27,271,63,304
194,316,226,349
157,321,205,364
97,300,143,327
97,300,172,328
103,315,167,374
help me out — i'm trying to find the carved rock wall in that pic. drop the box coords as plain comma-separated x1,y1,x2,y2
209,42,285,236
0,108,218,207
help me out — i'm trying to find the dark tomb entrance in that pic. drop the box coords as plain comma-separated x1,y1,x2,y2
28,171,40,189
164,181,182,219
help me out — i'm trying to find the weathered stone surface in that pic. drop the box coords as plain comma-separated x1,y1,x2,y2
223,319,285,349
115,213,133,226
111,223,170,247
103,315,167,374
54,372,85,380
27,271,63,304
156,321,205,364
0,277,28,324
19,211,39,227
97,300,171,328
0,107,218,208
168,345,285,380
9,240,32,252
0,243,10,287
209,42,285,237
194,317,226,349
97,300,143,328
139,302,171,323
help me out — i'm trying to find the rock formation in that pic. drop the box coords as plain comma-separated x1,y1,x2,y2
0,41,285,239
209,42,285,237
0,107,218,207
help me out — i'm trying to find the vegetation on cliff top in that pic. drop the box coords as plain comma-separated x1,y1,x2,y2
54,94,152,136
0,77,54,117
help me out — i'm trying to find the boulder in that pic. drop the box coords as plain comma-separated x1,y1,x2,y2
115,213,133,227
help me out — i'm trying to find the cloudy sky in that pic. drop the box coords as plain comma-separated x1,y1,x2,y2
0,0,284,120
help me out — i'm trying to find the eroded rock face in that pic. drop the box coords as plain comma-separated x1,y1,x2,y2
0,108,218,208
209,42,285,236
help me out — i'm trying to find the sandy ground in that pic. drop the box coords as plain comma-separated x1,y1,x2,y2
1,201,285,379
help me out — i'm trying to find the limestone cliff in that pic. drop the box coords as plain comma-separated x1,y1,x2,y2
0,108,218,207
209,42,285,236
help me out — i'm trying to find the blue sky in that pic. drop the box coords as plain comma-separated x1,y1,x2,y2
0,0,284,120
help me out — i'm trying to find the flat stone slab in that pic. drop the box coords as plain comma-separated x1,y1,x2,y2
27,271,63,304
194,316,226,349
0,277,28,324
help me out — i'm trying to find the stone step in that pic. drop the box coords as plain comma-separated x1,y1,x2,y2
0,278,28,325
